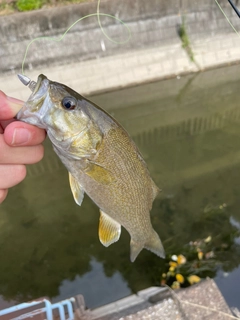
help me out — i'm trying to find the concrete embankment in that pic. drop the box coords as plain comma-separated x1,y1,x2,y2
90,279,233,320
1,0,240,98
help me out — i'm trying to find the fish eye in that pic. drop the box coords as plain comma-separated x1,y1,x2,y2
61,97,77,110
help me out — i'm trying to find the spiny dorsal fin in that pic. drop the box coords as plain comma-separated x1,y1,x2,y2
99,210,121,247
69,172,84,206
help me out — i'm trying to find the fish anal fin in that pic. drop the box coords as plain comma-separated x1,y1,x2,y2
85,162,114,185
69,173,84,206
99,210,121,247
130,230,165,262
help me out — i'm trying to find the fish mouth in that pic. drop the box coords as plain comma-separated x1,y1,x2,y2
31,74,48,96
27,74,49,109
17,74,50,125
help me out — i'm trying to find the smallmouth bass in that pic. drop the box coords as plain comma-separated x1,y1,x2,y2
17,74,165,262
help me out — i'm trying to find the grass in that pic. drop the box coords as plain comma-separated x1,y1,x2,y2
178,16,194,62
16,0,44,11
178,16,201,70
0,0,92,15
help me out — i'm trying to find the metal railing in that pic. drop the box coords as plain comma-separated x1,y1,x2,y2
0,297,75,320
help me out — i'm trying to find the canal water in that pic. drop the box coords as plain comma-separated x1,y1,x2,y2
1,65,240,310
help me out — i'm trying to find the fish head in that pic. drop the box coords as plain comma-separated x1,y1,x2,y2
17,74,90,143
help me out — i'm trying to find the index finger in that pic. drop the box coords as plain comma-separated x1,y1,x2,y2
0,91,24,120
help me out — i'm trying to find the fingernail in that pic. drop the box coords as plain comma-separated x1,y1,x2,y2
12,128,31,146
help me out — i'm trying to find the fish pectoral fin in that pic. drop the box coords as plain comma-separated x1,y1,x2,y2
69,173,85,206
99,210,121,247
85,162,115,185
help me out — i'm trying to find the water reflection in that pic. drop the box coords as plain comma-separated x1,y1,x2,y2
1,65,240,309
216,267,240,309
52,258,131,308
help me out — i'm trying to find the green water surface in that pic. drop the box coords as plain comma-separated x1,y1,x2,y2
1,65,240,309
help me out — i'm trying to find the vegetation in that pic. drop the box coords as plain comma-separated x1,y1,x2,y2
0,0,91,15
16,0,44,11
178,16,201,70
178,16,195,62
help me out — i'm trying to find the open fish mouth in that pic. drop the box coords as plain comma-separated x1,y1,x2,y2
17,74,50,126
31,75,41,94
31,74,49,99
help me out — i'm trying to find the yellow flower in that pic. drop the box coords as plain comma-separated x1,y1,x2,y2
176,273,184,284
169,261,178,268
198,251,203,260
188,275,201,285
204,236,212,243
177,254,187,265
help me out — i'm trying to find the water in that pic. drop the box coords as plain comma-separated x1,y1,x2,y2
1,65,240,310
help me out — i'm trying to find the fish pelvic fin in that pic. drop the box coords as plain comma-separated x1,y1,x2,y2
130,230,165,262
99,210,121,247
69,173,84,206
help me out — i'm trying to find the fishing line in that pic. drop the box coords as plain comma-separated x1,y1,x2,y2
228,0,240,18
214,0,240,37
21,0,131,75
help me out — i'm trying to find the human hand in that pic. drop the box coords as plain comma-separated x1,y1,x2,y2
0,91,46,204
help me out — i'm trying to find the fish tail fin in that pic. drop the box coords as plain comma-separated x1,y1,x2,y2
144,230,165,259
130,230,165,262
130,240,144,262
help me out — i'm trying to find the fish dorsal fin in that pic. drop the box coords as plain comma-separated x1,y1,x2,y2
69,173,84,206
85,162,114,185
99,210,121,247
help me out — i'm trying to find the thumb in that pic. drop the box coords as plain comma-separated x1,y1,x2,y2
0,91,24,120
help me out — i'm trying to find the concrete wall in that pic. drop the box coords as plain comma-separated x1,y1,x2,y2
0,0,237,73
